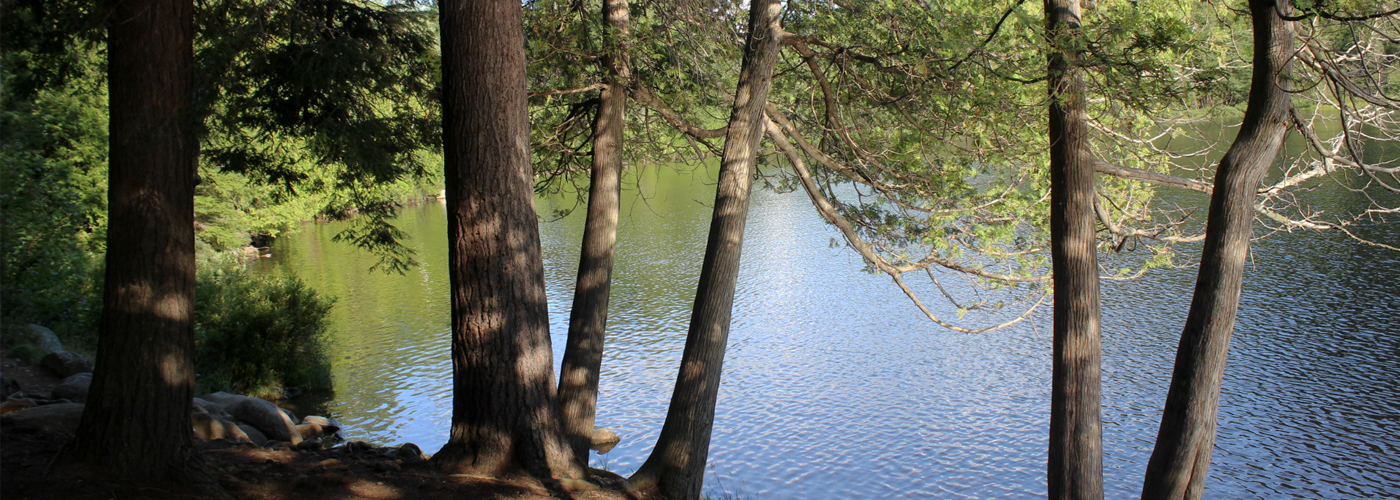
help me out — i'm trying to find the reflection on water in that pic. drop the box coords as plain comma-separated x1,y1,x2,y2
256,160,1398,499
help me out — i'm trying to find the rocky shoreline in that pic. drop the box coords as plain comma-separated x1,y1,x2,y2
1,324,350,453
1,325,635,500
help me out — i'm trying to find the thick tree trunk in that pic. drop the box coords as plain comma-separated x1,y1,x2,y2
1140,2,1293,499
1045,0,1103,499
627,1,783,498
557,0,631,465
65,0,202,482
432,0,582,481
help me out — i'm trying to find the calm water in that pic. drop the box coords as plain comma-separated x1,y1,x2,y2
255,154,1398,498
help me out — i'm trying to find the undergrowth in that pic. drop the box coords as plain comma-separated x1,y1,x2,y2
194,255,334,400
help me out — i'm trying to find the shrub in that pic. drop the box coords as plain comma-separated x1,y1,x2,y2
194,261,334,400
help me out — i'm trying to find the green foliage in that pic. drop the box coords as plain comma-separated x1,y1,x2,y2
194,259,335,400
0,45,108,349
197,0,441,189
6,342,45,364
6,0,444,270
525,0,744,193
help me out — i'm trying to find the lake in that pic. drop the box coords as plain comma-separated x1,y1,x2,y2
253,144,1399,498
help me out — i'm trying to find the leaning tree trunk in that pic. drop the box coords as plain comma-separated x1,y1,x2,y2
1045,0,1103,498
557,0,632,465
65,0,202,482
627,1,783,498
431,0,582,481
1141,1,1293,499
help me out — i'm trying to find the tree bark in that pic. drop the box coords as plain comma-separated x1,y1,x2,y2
64,0,202,482
432,0,582,481
1141,1,1293,499
557,0,631,465
1046,0,1103,498
627,1,784,498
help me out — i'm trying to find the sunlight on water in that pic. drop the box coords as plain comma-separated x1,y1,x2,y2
257,160,1399,499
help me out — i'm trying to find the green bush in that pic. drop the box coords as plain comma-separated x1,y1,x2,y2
194,261,334,400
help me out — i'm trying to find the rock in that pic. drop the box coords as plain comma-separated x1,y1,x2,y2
295,422,322,440
199,392,300,444
24,324,64,355
192,412,251,442
301,415,340,434
590,426,620,453
51,373,92,403
192,398,234,421
293,438,322,451
40,351,93,378
196,391,243,409
392,443,426,464
266,440,293,451
343,440,373,454
0,399,35,415
236,424,268,446
0,402,84,435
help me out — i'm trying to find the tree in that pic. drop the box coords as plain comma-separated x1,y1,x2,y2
430,0,583,481
1045,0,1103,498
1140,0,1295,498
556,0,632,464
626,1,784,498
63,0,205,482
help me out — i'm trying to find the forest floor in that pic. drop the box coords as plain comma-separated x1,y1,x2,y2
0,352,638,500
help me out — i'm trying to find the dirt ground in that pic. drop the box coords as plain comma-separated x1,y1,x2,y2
2,426,639,500
0,354,638,500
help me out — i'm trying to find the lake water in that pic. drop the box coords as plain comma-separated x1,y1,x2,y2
254,147,1398,498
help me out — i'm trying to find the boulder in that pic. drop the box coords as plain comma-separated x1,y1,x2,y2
342,440,373,454
237,424,268,447
24,324,64,356
196,391,243,409
296,422,326,440
302,415,341,434
40,351,93,378
590,427,620,453
192,412,251,442
199,392,300,444
0,402,84,435
0,399,35,415
51,373,92,403
393,443,427,464
192,398,235,421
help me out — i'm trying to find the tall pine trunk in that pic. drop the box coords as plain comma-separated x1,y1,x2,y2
1045,0,1103,498
557,0,631,464
65,0,202,482
432,0,582,480
1141,1,1293,498
626,1,784,498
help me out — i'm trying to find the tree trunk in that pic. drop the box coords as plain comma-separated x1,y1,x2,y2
432,0,582,481
1045,0,1103,499
1141,1,1293,499
557,0,631,465
627,1,783,498
64,0,202,482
